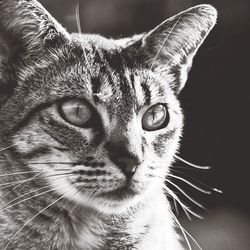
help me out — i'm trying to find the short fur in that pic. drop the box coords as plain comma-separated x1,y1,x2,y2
0,1,217,249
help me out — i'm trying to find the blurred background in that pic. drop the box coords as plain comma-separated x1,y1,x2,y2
39,0,250,249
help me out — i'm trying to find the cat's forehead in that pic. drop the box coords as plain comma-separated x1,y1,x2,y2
81,57,173,123
69,35,175,112
15,35,176,121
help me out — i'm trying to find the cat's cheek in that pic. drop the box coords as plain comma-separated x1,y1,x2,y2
150,127,182,157
10,118,75,157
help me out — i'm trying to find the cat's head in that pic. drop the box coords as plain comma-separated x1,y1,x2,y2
0,0,217,214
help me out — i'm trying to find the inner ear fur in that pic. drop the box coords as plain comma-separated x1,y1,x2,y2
133,4,217,94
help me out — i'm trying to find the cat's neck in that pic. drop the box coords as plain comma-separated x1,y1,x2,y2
65,191,177,250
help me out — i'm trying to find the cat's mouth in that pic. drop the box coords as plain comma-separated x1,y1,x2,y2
97,181,141,201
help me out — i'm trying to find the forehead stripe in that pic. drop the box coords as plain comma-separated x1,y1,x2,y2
91,77,102,103
130,73,135,91
141,82,151,105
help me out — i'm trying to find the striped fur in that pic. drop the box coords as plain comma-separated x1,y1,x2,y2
0,1,217,249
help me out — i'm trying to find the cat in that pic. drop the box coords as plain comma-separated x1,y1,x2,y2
0,0,217,249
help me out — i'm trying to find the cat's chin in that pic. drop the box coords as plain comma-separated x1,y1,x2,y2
74,187,142,214
68,184,145,215
84,181,161,215
89,193,143,215
92,187,141,214
64,189,140,215
98,183,140,200
50,176,148,214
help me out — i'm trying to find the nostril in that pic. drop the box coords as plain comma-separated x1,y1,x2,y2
105,142,142,178
116,157,139,178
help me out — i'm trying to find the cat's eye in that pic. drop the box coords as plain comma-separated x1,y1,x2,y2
142,104,169,131
59,98,92,127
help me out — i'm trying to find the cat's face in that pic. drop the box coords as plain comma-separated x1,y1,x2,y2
7,37,183,213
0,1,217,214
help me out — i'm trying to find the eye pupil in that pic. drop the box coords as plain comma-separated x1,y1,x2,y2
142,104,169,131
59,98,92,127
76,105,80,116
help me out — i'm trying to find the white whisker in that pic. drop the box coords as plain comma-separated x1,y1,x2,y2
183,205,192,221
174,155,211,170
1,185,52,209
211,188,223,194
173,197,179,216
166,179,207,210
0,172,42,199
4,190,76,250
0,172,77,213
0,183,19,191
163,185,203,220
171,169,223,194
0,188,55,213
0,172,71,187
28,161,76,165
75,0,81,34
167,173,212,194
0,171,41,177
170,209,192,250
0,179,36,187
183,229,203,250
171,209,204,250
73,0,92,75
0,143,19,153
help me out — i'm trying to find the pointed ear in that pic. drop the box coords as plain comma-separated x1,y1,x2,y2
0,0,70,56
0,0,70,103
140,5,217,94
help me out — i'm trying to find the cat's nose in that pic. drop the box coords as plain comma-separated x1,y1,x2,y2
105,141,143,178
116,156,139,178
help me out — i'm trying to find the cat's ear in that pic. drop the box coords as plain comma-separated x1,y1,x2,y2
139,5,217,94
0,0,70,103
0,0,70,57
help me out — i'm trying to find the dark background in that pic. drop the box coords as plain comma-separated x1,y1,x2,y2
40,0,250,249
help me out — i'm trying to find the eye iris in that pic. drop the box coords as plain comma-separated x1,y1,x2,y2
61,99,92,126
142,104,168,131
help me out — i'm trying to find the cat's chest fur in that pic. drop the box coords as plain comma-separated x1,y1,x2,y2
70,194,182,250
